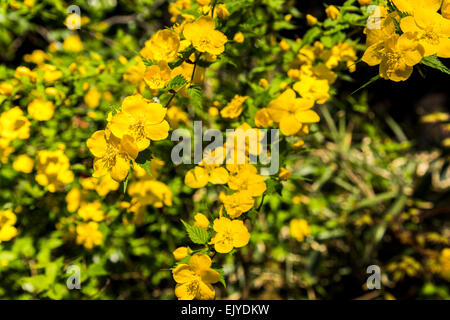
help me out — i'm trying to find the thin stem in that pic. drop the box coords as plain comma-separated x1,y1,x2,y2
211,0,218,17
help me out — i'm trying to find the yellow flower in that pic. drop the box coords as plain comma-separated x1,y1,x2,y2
0,82,13,95
324,42,358,70
306,14,318,26
81,175,120,197
42,64,63,83
220,95,248,119
225,123,265,162
222,191,254,219
63,34,83,52
400,10,450,58
392,0,441,15
0,107,30,140
185,148,229,188
76,222,103,250
209,106,219,117
84,88,101,108
227,164,266,197
66,188,82,212
123,57,146,85
278,167,291,181
87,129,138,182
325,5,340,20
172,253,220,300
259,78,269,88
13,154,34,173
289,219,310,242
292,139,305,150
440,248,450,281
0,210,18,243
293,76,330,104
266,88,319,136
128,179,173,208
362,33,424,82
215,4,230,19
109,94,170,151
210,217,250,253
14,66,37,81
357,0,371,5
45,87,58,96
183,16,227,55
279,39,290,51
196,0,210,6
78,201,105,222
443,0,450,20
233,32,245,43
143,61,172,89
254,108,273,128
24,49,48,65
0,138,14,164
28,99,54,121
173,246,191,260
194,213,210,230
35,149,74,192
140,29,180,62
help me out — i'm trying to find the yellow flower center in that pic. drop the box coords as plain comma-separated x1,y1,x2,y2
186,279,200,296
385,50,402,73
103,144,118,168
0,214,10,228
421,29,439,46
130,119,146,141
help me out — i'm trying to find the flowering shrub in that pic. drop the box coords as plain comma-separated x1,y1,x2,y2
0,0,449,300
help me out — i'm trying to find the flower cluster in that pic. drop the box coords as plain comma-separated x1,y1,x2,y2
362,1,450,81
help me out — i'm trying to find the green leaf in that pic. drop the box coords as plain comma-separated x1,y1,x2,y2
135,148,153,176
187,85,202,109
421,55,450,75
351,74,380,95
140,55,158,67
123,172,130,193
181,220,210,245
301,27,322,47
213,267,226,288
179,45,196,60
266,179,282,196
168,59,184,69
166,74,188,90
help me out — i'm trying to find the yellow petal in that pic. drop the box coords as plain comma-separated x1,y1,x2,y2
173,265,196,284
208,167,229,184
86,131,108,158
362,43,383,66
400,16,420,34
184,167,209,188
145,103,167,125
196,281,216,300
121,95,148,117
110,156,130,181
295,110,320,123
109,112,131,139
175,282,196,300
279,115,302,136
189,253,212,271
437,37,450,58
145,120,170,141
